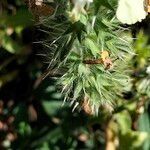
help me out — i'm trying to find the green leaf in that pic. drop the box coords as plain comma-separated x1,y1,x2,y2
119,131,148,150
42,101,62,116
1,34,23,53
115,111,132,133
138,108,150,150
0,7,33,28
84,38,100,57
18,122,32,136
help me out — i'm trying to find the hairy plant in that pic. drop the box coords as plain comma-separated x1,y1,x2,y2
39,0,134,114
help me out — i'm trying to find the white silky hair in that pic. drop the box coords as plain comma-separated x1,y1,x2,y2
116,0,148,24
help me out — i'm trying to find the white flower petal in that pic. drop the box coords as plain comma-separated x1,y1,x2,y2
116,0,148,24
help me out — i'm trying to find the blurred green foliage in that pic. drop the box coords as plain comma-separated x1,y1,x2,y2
0,0,150,150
